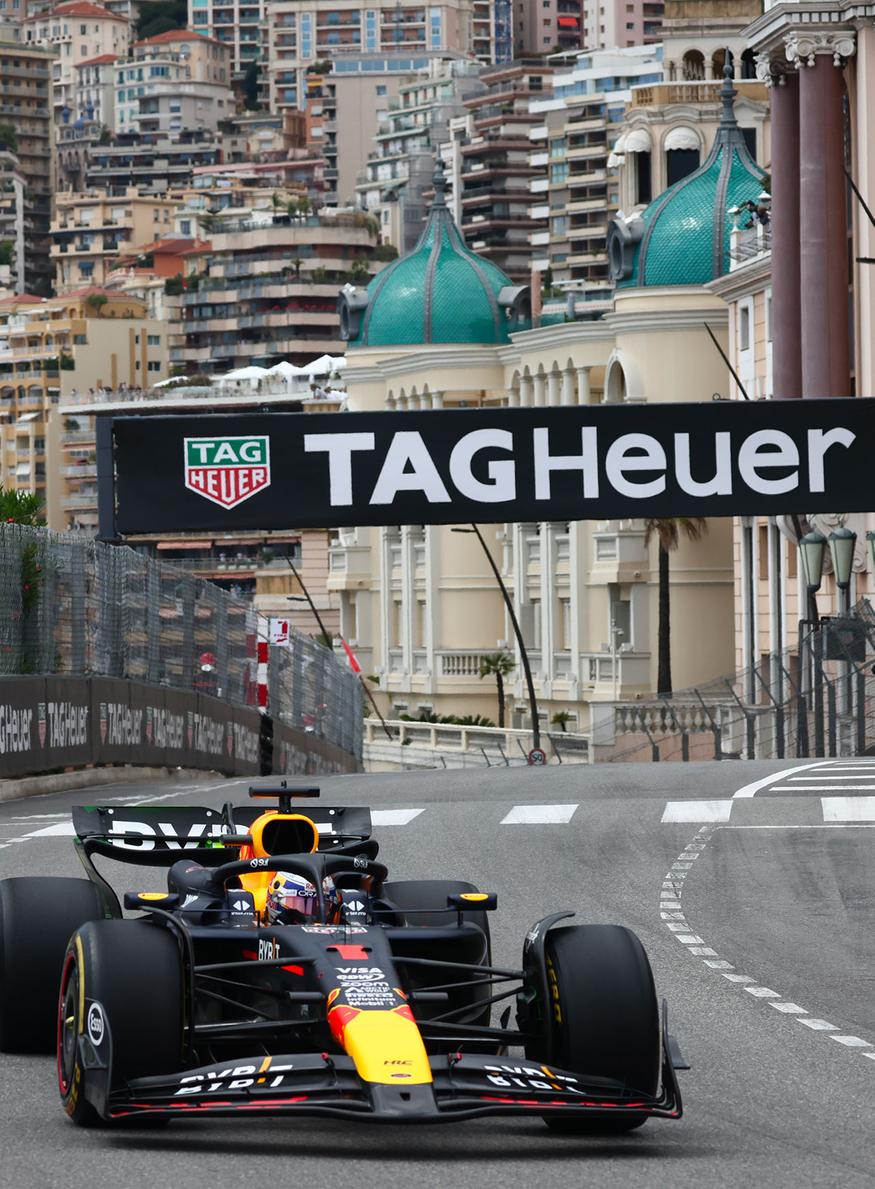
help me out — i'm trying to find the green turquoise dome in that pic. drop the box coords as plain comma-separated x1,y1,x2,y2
608,68,766,288
338,169,530,347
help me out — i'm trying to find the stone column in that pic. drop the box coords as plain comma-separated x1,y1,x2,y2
769,67,802,399
519,374,533,407
533,371,547,406
576,366,591,404
792,33,854,397
546,370,560,406
431,390,444,409
561,368,575,405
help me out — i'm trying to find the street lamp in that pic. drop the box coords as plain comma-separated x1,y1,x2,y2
450,524,540,752
799,529,826,604
828,526,856,614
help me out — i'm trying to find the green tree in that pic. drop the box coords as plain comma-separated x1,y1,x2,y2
643,518,708,697
551,710,572,732
0,123,18,153
0,488,45,526
0,241,12,266
86,293,108,316
242,61,261,110
478,651,515,729
349,258,371,284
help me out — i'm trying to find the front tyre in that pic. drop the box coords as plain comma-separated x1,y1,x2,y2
0,876,106,1054
58,920,184,1126
528,924,660,1135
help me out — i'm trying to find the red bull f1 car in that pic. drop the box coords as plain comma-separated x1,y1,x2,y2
0,784,686,1130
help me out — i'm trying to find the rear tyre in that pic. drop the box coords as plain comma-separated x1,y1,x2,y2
0,876,106,1054
58,920,184,1127
528,924,660,1135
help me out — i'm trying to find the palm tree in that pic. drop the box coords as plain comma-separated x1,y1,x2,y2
478,651,515,728
643,517,707,697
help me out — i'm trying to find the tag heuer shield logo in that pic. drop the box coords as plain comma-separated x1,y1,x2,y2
184,436,270,510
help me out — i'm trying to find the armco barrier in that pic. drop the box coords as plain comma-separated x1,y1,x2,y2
0,676,358,779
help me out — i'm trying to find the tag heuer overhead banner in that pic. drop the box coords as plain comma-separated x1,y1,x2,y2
107,400,875,534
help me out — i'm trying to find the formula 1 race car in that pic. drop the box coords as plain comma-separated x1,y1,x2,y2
0,784,686,1131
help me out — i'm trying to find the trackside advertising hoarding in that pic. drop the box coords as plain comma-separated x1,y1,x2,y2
108,400,875,533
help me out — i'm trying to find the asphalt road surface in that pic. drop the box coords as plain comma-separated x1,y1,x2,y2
0,758,872,1188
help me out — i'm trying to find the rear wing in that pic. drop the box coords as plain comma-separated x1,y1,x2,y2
72,803,373,867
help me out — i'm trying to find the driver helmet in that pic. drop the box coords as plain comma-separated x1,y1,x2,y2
266,871,338,924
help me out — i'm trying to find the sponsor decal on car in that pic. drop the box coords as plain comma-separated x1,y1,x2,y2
336,967,396,1009
174,1062,295,1096
86,1002,105,1047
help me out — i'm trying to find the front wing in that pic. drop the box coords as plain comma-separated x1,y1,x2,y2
109,1049,683,1124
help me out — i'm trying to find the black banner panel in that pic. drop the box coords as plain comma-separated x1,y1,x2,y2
110,400,875,532
0,677,357,779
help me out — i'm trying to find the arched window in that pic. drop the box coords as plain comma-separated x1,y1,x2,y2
741,49,756,80
682,50,705,81
605,360,627,403
664,126,700,186
712,48,734,78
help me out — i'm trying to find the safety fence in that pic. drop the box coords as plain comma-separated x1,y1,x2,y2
597,602,875,763
0,524,362,777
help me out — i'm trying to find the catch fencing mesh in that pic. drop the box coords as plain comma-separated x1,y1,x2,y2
0,524,362,757
603,602,875,763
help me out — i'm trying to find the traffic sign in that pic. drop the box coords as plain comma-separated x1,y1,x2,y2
527,747,547,766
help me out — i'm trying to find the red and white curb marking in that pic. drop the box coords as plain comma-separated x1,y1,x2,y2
660,823,875,1066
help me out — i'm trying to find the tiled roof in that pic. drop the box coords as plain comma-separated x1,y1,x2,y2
28,1,128,21
75,52,118,67
356,176,514,348
135,28,218,46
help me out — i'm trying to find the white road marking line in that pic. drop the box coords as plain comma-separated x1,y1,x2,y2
732,761,834,798
16,822,76,839
787,773,875,779
661,800,732,823
821,797,875,822
772,785,875,793
370,809,425,826
7,813,68,820
660,819,875,1067
500,804,578,825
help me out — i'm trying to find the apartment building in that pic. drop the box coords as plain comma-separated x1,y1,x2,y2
22,0,131,130
0,39,54,295
0,288,165,528
357,56,484,251
265,0,473,118
446,58,552,283
85,129,221,194
51,188,176,290
171,207,380,374
580,0,663,52
528,45,663,298
517,0,585,53
116,30,233,136
472,0,513,64
188,0,261,83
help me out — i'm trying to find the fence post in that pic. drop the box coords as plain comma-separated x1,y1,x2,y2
857,670,867,754
825,675,837,757
69,539,86,674
813,628,825,757
724,679,756,759
694,689,722,760
753,663,784,760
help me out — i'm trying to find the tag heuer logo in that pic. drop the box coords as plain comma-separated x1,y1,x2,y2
184,436,270,510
